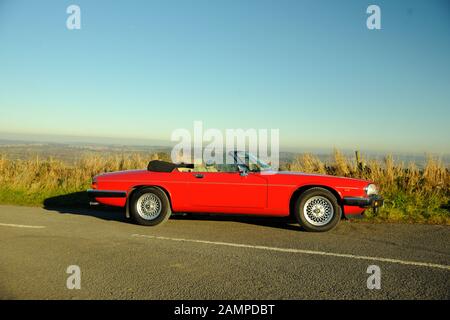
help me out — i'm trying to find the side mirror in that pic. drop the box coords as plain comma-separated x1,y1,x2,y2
237,165,248,177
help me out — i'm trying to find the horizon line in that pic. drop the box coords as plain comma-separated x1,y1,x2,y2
0,131,449,157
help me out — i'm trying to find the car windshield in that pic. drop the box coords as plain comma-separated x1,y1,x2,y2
233,151,272,172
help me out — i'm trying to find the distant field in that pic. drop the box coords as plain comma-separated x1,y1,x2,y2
0,141,172,163
0,142,448,225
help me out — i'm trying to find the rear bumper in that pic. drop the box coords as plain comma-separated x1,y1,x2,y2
343,195,384,208
87,189,127,199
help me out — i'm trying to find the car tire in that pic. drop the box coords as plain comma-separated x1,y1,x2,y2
129,187,172,226
294,187,341,232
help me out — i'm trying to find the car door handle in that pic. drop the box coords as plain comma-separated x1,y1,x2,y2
194,174,204,179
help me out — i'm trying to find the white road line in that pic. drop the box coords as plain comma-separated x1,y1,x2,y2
132,234,450,271
0,222,46,229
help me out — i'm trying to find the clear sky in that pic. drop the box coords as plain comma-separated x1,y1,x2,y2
0,0,449,154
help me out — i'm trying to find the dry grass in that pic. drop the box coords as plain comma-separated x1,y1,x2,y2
0,152,169,206
0,150,448,224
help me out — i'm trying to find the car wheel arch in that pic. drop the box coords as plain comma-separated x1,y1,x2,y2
126,185,173,219
289,185,343,219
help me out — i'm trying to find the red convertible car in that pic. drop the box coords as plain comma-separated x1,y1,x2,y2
87,151,383,232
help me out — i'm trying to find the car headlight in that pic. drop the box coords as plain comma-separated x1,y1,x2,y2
365,184,378,196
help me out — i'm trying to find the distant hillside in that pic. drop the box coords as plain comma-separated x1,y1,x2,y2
0,140,171,163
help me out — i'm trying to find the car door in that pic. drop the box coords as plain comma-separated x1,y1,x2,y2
188,171,268,210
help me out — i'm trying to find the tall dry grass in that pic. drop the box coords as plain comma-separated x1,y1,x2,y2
0,152,168,206
0,150,448,224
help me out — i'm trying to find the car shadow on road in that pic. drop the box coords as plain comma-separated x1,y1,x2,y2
43,192,302,231
170,214,302,231
43,191,128,223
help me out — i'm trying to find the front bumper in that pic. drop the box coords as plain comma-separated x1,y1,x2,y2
343,195,384,208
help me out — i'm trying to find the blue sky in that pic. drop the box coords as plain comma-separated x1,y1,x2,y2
0,0,449,153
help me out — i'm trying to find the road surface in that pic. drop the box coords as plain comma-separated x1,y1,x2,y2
0,205,449,299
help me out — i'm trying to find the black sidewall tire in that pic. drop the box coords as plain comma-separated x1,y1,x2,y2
294,188,341,232
130,187,171,226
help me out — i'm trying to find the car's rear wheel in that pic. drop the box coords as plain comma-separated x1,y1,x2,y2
129,187,171,226
294,187,341,232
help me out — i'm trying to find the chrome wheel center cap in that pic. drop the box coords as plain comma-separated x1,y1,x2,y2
313,205,324,216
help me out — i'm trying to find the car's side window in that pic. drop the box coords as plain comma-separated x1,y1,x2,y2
216,164,239,173
192,164,218,173
190,163,238,173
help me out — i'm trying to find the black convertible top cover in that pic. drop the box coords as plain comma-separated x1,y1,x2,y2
147,160,194,172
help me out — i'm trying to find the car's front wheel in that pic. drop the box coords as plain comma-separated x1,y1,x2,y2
129,187,171,226
294,187,341,232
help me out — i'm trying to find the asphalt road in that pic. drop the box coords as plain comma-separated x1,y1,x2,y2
0,205,449,299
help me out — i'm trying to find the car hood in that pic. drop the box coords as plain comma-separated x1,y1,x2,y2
276,170,362,179
265,170,371,186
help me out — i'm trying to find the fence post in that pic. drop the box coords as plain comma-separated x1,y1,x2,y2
355,150,364,172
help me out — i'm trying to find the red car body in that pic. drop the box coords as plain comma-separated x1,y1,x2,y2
88,166,379,218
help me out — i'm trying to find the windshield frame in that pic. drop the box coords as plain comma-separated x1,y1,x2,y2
230,151,272,172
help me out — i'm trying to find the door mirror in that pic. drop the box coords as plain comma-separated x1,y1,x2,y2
237,164,248,177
